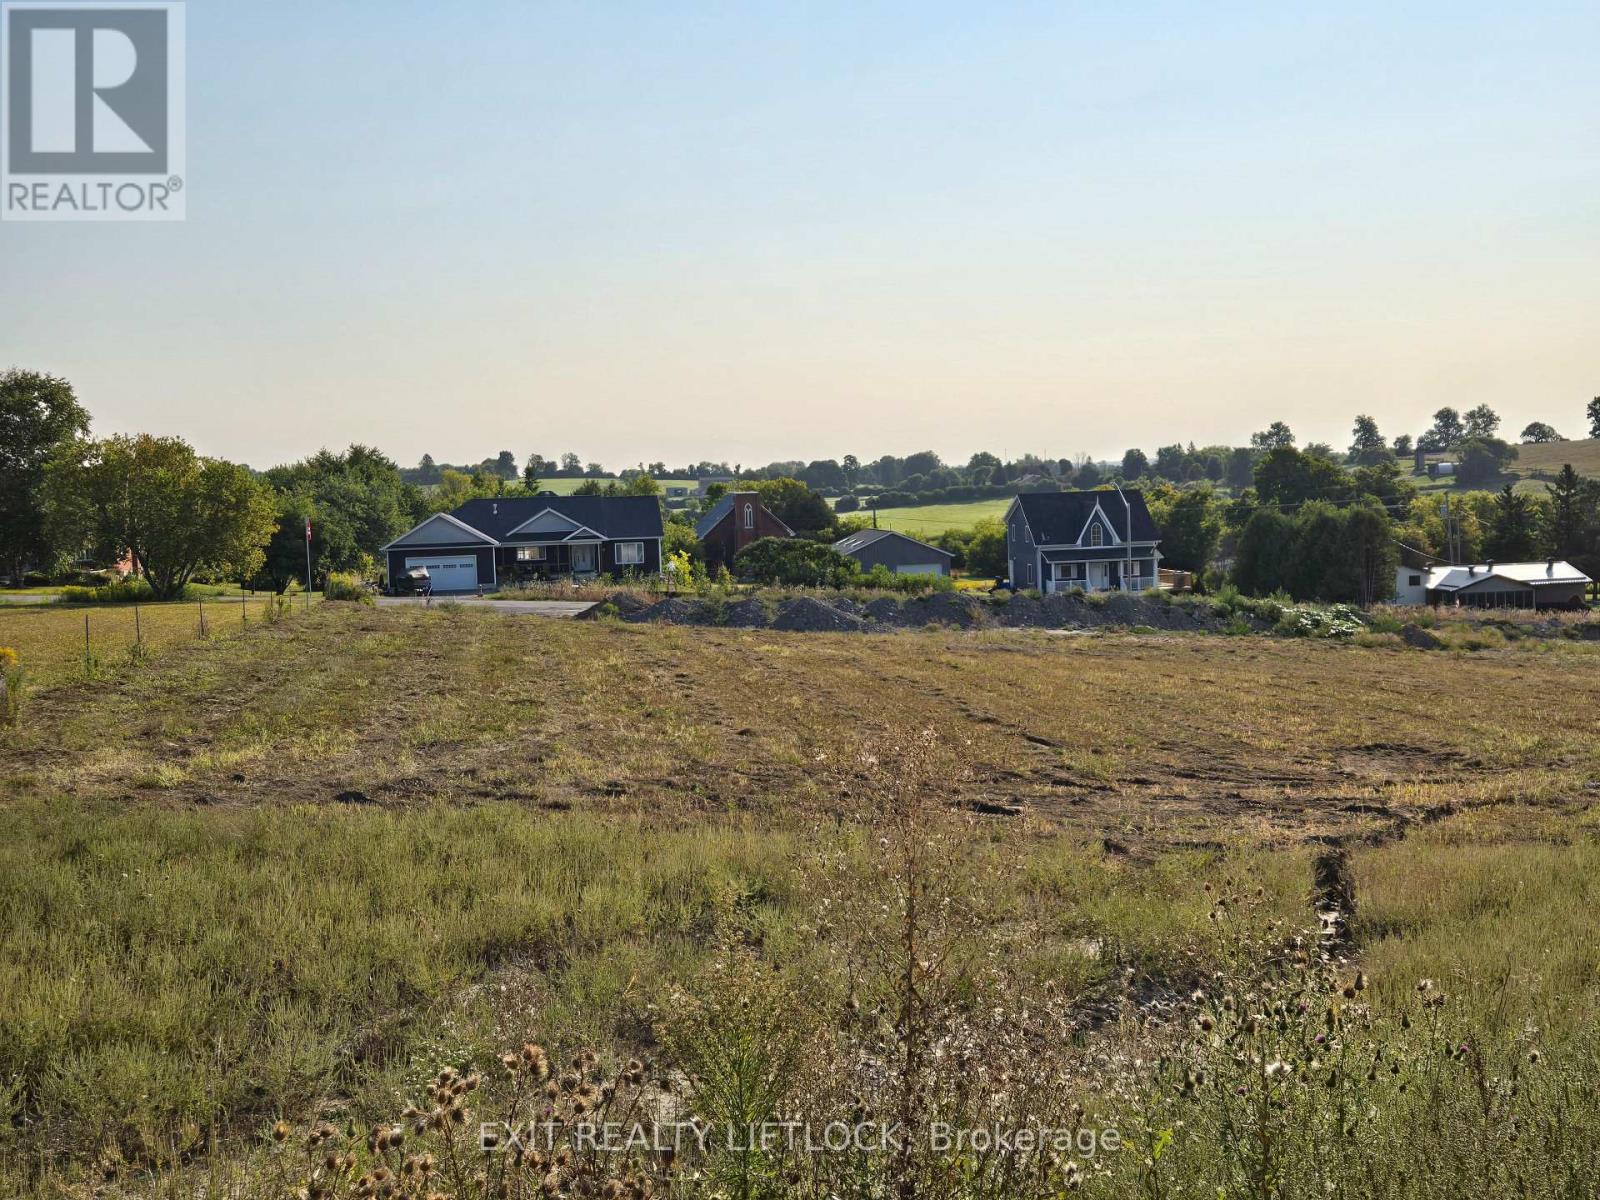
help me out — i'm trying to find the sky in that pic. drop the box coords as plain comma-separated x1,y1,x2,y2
3,0,1598,472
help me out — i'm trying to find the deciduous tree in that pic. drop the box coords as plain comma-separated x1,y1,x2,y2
0,369,90,585
45,434,275,599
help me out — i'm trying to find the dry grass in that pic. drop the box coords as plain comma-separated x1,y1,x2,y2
0,595,322,687
4,606,1600,1194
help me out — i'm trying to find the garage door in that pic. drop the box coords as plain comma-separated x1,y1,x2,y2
405,554,479,592
895,563,944,576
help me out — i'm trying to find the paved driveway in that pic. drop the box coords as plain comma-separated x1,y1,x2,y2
376,596,597,618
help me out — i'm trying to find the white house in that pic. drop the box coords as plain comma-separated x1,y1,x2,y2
1394,560,1592,610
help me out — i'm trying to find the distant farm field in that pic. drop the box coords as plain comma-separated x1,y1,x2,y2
847,497,1010,534
5,606,1600,1196
534,476,700,494
1507,435,1600,480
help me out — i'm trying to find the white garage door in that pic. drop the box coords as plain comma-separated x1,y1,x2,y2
896,563,944,576
405,554,479,591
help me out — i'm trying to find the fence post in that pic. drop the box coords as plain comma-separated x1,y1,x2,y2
134,601,142,646
242,592,247,625
198,596,207,639
84,611,91,669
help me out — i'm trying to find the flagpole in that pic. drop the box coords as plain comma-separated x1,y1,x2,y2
305,517,313,611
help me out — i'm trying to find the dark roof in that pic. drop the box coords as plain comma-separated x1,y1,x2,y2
694,492,793,539
448,495,664,542
1012,489,1160,546
694,494,735,539
831,528,952,559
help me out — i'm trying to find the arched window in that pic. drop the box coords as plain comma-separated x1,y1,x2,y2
743,504,754,530
1089,523,1104,547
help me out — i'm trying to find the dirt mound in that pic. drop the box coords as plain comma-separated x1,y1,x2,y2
722,597,771,628
584,590,652,617
626,597,713,625
902,591,983,627
771,596,866,633
861,596,905,626
1400,623,1444,650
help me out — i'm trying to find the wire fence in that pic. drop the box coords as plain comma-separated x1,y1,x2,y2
0,593,325,688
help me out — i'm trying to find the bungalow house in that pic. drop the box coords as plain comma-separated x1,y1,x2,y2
1393,559,1591,609
832,528,953,577
696,491,792,573
381,495,664,592
1005,488,1162,593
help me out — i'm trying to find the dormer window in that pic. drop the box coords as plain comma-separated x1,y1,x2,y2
743,504,754,530
1089,523,1104,547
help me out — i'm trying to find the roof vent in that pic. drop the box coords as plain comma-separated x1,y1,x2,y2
1548,558,1555,574
492,502,498,517
1467,564,1476,575
1485,559,1495,572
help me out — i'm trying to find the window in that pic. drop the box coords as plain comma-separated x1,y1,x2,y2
1089,523,1104,547
1026,564,1035,584
743,504,754,530
1408,574,1421,587
615,541,645,566
516,546,546,561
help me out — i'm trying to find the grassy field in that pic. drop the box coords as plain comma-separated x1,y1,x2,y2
0,594,322,687
1507,435,1600,480
845,497,1010,534
531,476,701,495
3,605,1600,1197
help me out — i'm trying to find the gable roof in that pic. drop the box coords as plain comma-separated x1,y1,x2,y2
1011,489,1160,546
379,510,498,551
694,492,794,540
448,495,662,542
1425,560,1591,592
831,528,952,559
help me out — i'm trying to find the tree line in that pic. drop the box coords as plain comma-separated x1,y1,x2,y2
5,367,1598,603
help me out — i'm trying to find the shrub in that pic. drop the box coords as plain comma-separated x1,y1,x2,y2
1274,603,1366,639
323,572,374,604
58,579,159,604
733,537,858,588
859,564,955,593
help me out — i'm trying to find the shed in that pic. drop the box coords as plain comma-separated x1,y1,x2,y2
831,529,953,577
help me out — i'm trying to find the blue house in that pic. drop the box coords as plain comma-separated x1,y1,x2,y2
381,495,664,592
1005,489,1162,593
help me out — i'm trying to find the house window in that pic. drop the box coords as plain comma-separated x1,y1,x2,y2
1408,574,1421,587
615,541,645,566
743,504,754,530
1089,523,1104,547
516,546,546,561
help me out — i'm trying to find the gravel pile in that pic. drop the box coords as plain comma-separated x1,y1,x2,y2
722,597,771,628
770,596,866,632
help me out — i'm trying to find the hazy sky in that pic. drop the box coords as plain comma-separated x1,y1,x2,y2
4,1,1598,471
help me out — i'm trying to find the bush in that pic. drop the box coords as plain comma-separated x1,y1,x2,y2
859,564,955,593
57,579,160,604
733,537,859,588
323,572,374,604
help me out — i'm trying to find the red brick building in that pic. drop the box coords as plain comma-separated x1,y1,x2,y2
695,491,794,573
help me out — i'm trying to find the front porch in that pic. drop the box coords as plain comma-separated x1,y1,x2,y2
496,542,602,585
1044,557,1155,594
